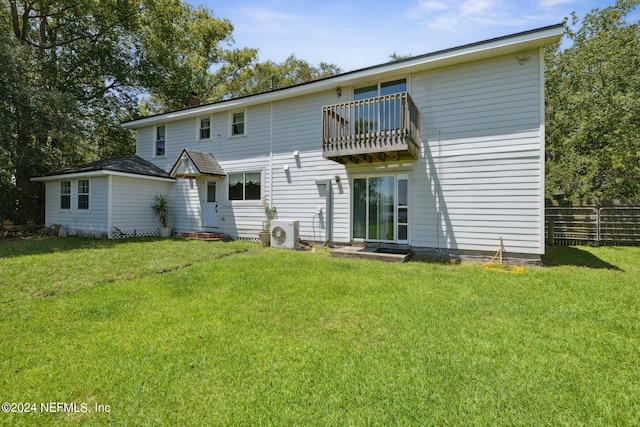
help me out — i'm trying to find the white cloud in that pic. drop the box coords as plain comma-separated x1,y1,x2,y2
418,0,449,11
410,0,526,32
460,0,497,15
538,0,576,6
234,6,303,35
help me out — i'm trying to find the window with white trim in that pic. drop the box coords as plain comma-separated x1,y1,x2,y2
228,172,261,200
199,118,211,140
231,111,245,136
60,181,71,210
155,125,166,157
77,179,90,210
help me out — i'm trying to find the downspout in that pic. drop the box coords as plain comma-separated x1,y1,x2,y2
269,102,273,206
315,179,333,244
326,180,333,243
107,174,113,239
436,129,442,250
538,46,546,255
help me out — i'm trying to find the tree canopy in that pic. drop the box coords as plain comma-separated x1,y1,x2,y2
0,0,340,224
220,54,341,99
6,0,638,224
545,0,640,201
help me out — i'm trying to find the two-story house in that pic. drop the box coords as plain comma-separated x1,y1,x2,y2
32,24,564,262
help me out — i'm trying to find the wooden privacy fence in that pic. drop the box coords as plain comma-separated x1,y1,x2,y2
545,202,640,246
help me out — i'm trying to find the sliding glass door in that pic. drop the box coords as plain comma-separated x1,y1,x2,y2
352,174,409,243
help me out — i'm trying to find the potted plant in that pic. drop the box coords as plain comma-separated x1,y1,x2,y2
258,200,277,247
152,193,173,237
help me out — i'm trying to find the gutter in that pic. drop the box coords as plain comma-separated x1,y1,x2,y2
121,24,564,130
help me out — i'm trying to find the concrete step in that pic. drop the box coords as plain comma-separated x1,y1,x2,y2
180,231,225,241
330,246,412,263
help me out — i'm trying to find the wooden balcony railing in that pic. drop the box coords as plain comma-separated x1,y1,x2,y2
322,92,420,164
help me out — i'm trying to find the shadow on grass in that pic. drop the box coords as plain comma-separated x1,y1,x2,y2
542,246,624,271
0,236,168,259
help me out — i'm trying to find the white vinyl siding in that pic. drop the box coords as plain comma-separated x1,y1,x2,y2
44,177,109,236
169,178,202,233
129,48,546,254
409,50,543,254
110,176,172,236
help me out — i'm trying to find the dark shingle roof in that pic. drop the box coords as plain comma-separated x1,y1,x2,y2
170,150,226,177
38,156,172,179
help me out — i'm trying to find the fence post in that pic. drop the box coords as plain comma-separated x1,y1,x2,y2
597,207,602,244
548,217,554,246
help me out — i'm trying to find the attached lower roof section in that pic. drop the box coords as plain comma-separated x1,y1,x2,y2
31,156,175,182
169,149,226,178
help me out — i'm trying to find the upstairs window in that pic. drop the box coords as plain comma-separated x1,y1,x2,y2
354,79,407,100
228,172,261,201
354,79,407,134
155,125,166,157
199,118,211,140
77,179,90,210
231,111,245,136
60,181,71,210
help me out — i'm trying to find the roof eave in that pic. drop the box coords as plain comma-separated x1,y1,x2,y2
122,23,564,130
31,170,175,182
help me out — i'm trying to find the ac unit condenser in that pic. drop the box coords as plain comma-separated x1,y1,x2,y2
270,220,299,249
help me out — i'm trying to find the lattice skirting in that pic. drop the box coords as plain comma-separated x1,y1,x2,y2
109,228,160,239
233,236,259,242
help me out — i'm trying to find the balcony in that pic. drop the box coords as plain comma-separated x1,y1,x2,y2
322,92,420,164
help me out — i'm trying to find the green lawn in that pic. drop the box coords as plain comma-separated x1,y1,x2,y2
1,237,639,426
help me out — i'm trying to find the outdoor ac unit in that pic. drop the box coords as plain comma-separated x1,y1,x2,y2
270,220,299,249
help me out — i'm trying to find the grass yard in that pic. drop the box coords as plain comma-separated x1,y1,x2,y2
1,237,639,426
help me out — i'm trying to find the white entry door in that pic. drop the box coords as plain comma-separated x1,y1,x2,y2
203,181,218,228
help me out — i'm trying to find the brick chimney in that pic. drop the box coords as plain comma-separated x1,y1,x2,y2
187,92,200,108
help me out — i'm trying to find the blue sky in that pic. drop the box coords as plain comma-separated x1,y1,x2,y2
187,0,621,71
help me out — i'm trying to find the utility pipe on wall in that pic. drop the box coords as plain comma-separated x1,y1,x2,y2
315,179,333,244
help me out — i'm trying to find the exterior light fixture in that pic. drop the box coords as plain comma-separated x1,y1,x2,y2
517,53,531,65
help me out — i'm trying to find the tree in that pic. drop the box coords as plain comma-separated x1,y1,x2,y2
546,0,640,200
134,1,258,112
1,0,340,223
0,0,257,222
389,52,410,61
220,54,341,99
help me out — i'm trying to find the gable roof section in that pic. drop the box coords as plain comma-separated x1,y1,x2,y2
169,149,226,178
31,156,175,182
122,23,564,130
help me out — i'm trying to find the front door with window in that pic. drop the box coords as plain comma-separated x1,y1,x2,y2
352,174,409,243
203,181,218,228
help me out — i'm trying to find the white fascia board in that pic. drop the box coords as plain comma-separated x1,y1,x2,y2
31,170,175,182
122,24,563,130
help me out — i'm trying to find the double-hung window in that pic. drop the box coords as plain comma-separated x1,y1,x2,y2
199,118,211,140
77,180,90,210
60,181,71,210
155,125,166,157
228,172,261,200
231,111,245,136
